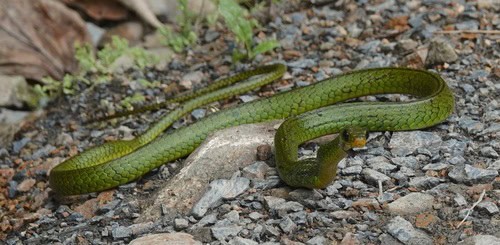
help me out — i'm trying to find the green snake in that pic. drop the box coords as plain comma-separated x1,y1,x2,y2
49,64,455,195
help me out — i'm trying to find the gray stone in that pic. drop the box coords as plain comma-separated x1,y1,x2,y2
139,122,276,222
330,210,359,220
279,216,296,233
476,201,499,215
290,12,306,25
118,182,136,191
409,176,442,189
456,20,479,30
67,212,84,222
470,69,490,80
389,131,442,157
272,201,304,213
264,224,280,237
425,38,458,66
457,235,500,245
128,222,156,236
280,36,295,50
358,40,381,54
392,157,419,169
289,189,323,203
422,163,450,171
367,156,398,173
97,200,121,214
16,178,35,192
441,139,467,157
0,109,30,148
288,59,316,69
421,25,440,39
417,147,433,157
229,237,258,245
362,168,391,186
347,23,363,38
0,148,8,159
191,109,206,120
488,160,500,170
223,210,240,223
239,95,259,103
454,193,467,206
448,156,466,165
379,233,404,245
409,13,424,28
480,147,499,158
192,213,217,229
306,235,327,245
381,42,397,52
32,144,57,160
263,196,286,209
204,30,220,42
387,193,434,215
222,175,250,199
386,216,433,245
378,192,395,203
482,123,500,135
211,225,243,241
248,212,263,221
397,39,418,51
191,172,250,218
352,180,367,189
86,22,105,45
174,218,189,230
0,75,39,108
252,175,282,190
12,137,30,154
182,70,204,87
110,54,136,73
458,118,485,135
129,233,201,245
448,164,498,184
242,161,269,179
461,84,476,94
112,226,132,239
342,165,363,175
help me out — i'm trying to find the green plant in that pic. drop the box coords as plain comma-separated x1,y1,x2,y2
218,0,279,62
120,92,146,110
159,0,198,52
137,78,160,88
95,36,159,71
35,75,87,97
36,36,159,98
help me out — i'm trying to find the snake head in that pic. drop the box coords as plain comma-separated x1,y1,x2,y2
341,127,368,151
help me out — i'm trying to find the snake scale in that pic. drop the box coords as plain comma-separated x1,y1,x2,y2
49,64,454,195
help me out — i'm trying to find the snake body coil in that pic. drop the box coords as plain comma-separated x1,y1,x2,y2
50,64,454,195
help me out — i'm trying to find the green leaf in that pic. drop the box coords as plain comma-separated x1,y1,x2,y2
251,40,280,57
232,50,247,63
120,93,146,110
219,0,254,55
74,42,97,72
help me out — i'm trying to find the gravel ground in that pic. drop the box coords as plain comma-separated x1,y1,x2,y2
1,1,499,244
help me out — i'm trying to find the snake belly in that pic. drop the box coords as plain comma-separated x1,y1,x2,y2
49,65,454,195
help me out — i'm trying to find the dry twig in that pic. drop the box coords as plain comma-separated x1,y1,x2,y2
456,189,486,228
434,30,500,35
378,180,383,197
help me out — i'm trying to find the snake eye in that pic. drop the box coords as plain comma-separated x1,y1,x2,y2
342,130,350,141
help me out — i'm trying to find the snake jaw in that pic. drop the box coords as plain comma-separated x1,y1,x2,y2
351,137,367,148
341,127,368,151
